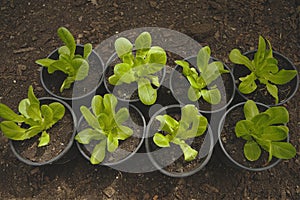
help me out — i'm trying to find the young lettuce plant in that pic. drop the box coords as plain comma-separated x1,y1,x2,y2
75,94,133,164
108,31,167,105
36,27,92,92
235,100,296,162
0,86,65,147
229,36,297,104
153,104,208,161
175,46,229,104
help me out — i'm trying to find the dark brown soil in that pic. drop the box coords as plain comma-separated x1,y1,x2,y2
220,103,279,169
0,0,300,199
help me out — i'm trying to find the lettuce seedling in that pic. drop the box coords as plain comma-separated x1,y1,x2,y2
235,100,296,162
75,94,133,164
108,32,167,105
175,46,229,104
153,105,208,161
229,36,297,104
36,27,92,92
0,86,65,147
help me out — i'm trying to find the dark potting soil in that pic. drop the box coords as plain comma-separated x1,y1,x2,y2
147,112,210,174
78,105,144,164
12,110,74,163
43,51,103,99
233,52,298,105
220,104,279,169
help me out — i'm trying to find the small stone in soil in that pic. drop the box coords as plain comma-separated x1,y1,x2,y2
103,186,116,198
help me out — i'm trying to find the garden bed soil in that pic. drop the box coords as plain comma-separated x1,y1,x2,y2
0,0,299,199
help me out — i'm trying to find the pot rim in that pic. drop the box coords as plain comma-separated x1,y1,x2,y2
145,104,214,177
40,44,105,101
9,96,77,166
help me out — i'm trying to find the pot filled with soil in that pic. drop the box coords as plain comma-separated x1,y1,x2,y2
75,94,146,166
36,27,104,118
170,46,235,114
145,104,214,177
8,96,77,166
217,100,296,171
103,31,167,106
229,36,299,106
37,27,104,102
40,44,104,101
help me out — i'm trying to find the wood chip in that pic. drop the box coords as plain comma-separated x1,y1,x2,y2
13,47,35,54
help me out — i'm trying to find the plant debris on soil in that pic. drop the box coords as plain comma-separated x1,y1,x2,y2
0,0,299,199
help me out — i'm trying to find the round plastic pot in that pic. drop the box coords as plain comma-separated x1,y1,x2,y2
40,44,104,102
217,101,288,171
103,52,166,104
170,56,235,114
145,105,214,178
232,50,299,106
76,104,146,166
9,97,78,166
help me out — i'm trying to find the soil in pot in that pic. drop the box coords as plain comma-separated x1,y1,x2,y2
41,45,104,100
219,103,279,169
78,105,145,165
170,57,235,113
233,51,298,105
104,53,165,102
146,107,213,176
11,99,75,163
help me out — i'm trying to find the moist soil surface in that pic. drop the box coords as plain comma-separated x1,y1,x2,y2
0,0,300,199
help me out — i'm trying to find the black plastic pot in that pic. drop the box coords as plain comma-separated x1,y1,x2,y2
217,101,288,171
145,105,214,177
76,104,146,166
103,52,166,104
170,56,235,114
9,97,78,166
232,50,299,106
40,44,104,118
